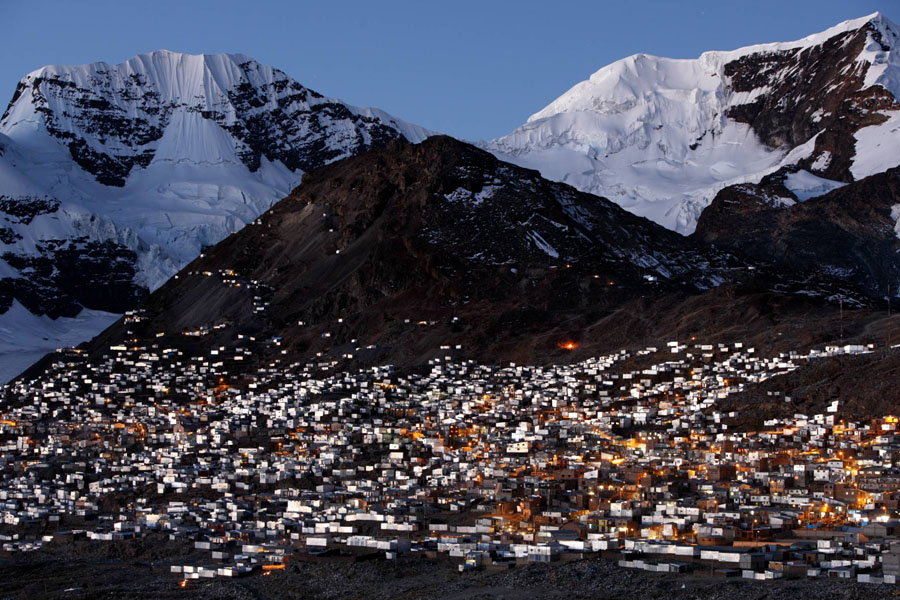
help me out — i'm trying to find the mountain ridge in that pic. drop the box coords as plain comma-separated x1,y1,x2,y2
78,136,872,377
4,16,900,382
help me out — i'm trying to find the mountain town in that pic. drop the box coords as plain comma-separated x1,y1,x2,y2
1,6,900,600
1,312,899,590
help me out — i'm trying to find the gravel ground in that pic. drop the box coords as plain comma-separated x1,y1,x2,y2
0,540,895,600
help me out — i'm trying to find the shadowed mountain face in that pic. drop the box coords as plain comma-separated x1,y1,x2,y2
81,136,873,372
694,167,900,298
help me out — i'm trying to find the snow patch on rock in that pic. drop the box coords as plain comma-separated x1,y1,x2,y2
852,110,900,180
0,301,120,384
526,229,559,258
892,203,900,239
783,170,847,202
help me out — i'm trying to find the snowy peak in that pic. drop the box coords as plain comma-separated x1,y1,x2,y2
528,12,900,124
0,50,432,383
486,13,900,234
525,53,719,124
1,50,430,186
698,11,897,66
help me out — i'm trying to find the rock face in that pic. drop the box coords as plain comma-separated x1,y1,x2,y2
87,137,865,371
1,53,424,189
722,23,899,183
485,13,900,234
694,167,900,298
0,238,146,317
0,50,431,380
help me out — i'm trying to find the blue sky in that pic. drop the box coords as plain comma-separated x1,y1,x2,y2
1,0,895,140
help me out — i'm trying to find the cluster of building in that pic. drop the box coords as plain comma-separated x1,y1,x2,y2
1,319,899,585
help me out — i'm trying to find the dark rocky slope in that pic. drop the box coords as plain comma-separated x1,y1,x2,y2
82,137,871,372
694,167,900,299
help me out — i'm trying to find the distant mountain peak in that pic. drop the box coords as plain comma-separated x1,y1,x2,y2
0,51,433,382
2,50,431,185
486,13,900,234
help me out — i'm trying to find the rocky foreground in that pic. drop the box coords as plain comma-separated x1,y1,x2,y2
0,538,892,600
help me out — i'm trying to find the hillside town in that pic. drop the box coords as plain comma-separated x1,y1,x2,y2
0,308,899,590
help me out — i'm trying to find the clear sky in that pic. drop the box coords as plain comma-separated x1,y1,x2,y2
1,0,895,140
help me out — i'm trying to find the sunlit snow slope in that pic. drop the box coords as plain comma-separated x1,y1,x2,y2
485,13,900,234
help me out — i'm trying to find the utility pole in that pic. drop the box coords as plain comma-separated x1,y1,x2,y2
839,297,843,346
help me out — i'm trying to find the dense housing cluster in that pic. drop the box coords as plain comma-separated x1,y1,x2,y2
1,330,899,585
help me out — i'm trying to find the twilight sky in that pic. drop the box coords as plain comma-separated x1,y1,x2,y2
1,0,895,140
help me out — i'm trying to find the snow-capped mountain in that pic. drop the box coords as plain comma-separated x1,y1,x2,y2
485,12,900,234
0,50,431,382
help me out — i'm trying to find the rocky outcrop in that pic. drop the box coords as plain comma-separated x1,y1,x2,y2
694,167,900,298
0,195,59,224
723,21,900,182
0,238,147,317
